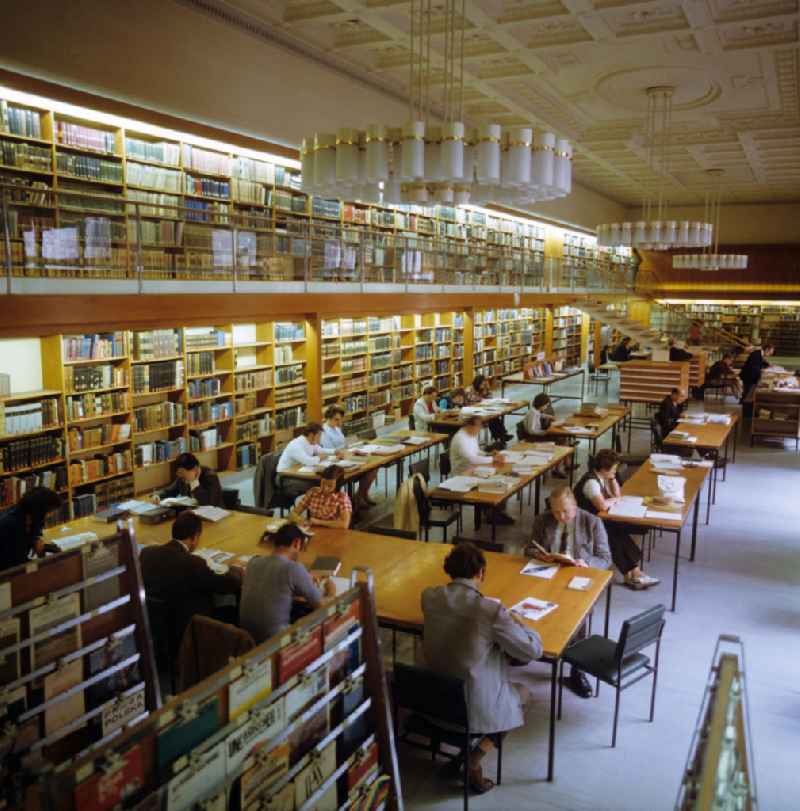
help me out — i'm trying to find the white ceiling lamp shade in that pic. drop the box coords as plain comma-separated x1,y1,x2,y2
595,87,712,250
298,1,573,209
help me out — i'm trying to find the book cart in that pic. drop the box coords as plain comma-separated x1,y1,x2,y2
0,528,160,809
34,567,402,811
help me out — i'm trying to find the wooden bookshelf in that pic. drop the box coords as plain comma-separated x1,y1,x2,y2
551,305,584,368
618,360,690,404
474,307,546,380
751,388,800,447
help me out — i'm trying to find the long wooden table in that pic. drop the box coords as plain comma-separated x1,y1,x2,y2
500,368,586,403
428,400,527,436
43,514,612,782
546,405,630,457
663,415,739,520
599,461,711,611
428,444,576,540
278,429,449,491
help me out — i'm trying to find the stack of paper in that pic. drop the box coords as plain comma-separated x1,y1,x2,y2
657,474,686,502
679,415,705,424
501,451,526,464
370,444,406,455
437,476,480,493
522,452,553,466
706,414,732,425
117,499,157,515
472,466,497,478
480,398,511,405
650,453,683,471
54,531,99,552
193,506,231,523
608,496,647,519
402,436,428,445
520,561,558,579
511,597,558,622
564,426,593,434
161,496,198,508
477,476,516,493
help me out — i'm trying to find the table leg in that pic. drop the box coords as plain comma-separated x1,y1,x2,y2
604,583,612,637
732,422,738,463
712,451,719,504
627,409,633,453
580,369,585,403
671,529,681,612
396,460,403,492
547,658,557,782
535,477,542,514
569,453,575,487
690,489,700,562
706,462,713,525
723,434,730,482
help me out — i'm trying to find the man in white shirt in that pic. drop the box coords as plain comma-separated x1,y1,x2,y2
319,405,377,510
412,385,439,428
449,417,514,524
277,422,340,497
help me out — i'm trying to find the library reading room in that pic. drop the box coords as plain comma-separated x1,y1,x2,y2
0,2,798,810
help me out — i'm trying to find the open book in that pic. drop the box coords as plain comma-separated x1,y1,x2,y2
527,539,575,566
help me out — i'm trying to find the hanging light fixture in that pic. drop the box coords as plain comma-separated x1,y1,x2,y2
672,169,748,270
300,0,571,206
596,87,713,250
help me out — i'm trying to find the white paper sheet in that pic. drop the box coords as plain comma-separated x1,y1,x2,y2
645,509,683,521
193,506,231,523
519,562,559,579
511,597,558,622
608,498,647,519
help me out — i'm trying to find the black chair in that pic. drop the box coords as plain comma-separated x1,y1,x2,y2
412,475,460,542
453,535,504,554
409,457,431,482
558,604,666,747
253,452,297,515
145,595,181,695
650,417,665,453
439,451,451,480
392,662,502,811
221,488,241,509
366,525,417,540
408,413,416,431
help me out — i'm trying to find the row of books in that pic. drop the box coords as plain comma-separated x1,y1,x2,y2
236,414,270,441
275,323,306,343
128,218,182,246
125,136,180,166
234,393,258,416
68,450,132,485
188,378,222,399
235,442,258,469
231,177,266,205
67,422,131,451
0,101,43,138
185,175,230,199
132,329,182,360
133,401,185,432
65,392,129,421
0,399,61,437
0,436,65,473
56,152,124,183
275,384,307,407
132,361,184,393
134,437,187,468
65,364,127,393
126,161,183,192
188,400,233,425
182,143,231,176
184,198,229,222
0,468,68,509
56,121,116,154
0,141,51,172
235,369,272,391
126,189,180,217
189,427,221,452
63,332,126,361
185,328,228,349
275,364,304,385
275,406,305,431
186,352,215,376
72,474,134,514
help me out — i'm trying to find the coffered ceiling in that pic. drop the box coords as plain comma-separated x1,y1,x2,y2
187,0,799,205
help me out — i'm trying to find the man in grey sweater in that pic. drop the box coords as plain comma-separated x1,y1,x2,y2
239,524,335,643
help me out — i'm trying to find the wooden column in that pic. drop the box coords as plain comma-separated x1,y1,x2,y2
544,307,554,356
593,319,603,366
305,313,322,421
463,307,475,385
580,313,590,366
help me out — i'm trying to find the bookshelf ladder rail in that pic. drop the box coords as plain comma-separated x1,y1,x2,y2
2,189,12,292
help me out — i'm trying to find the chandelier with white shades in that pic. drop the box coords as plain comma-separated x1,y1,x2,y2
300,0,572,207
672,169,748,270
596,86,713,251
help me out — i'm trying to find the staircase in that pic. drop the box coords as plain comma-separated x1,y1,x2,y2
579,298,669,351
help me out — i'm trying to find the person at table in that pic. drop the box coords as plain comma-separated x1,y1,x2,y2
465,375,511,444
289,464,352,529
422,542,542,794
519,393,574,479
687,323,703,346
655,387,688,438
320,405,377,509
450,416,513,524
277,422,341,498
0,487,62,572
525,486,611,698
439,387,465,411
413,385,440,428
668,338,694,362
575,450,659,591
239,523,335,644
703,353,742,399
140,512,242,642
155,452,222,507
610,336,633,362
739,343,774,403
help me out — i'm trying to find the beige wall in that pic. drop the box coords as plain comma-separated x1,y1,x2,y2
0,0,624,232
0,338,43,392
624,203,800,244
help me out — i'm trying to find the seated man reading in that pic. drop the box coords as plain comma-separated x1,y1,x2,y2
655,387,688,438
518,393,573,479
289,464,352,529
320,405,377,510
156,452,223,507
525,485,611,698
704,353,742,398
422,542,542,794
239,524,335,643
277,422,341,498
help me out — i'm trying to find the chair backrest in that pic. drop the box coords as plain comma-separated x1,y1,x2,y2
221,487,241,509
454,536,504,554
360,428,378,441
366,525,417,540
145,595,181,663
650,416,664,452
393,662,468,728
409,457,430,482
253,452,279,508
408,413,416,431
588,360,596,374
439,451,451,479
516,421,526,442
412,475,431,524
615,605,666,663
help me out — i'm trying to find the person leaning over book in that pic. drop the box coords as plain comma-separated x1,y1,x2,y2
239,524,335,644
518,393,574,479
155,452,223,507
739,343,774,403
140,512,242,646
465,375,512,445
668,337,694,362
575,449,658,591
413,385,440,428
289,464,352,529
438,387,465,411
319,405,377,510
609,336,633,362
277,422,341,498
655,387,688,438
701,353,742,399
0,487,62,572
525,485,611,699
422,542,542,795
